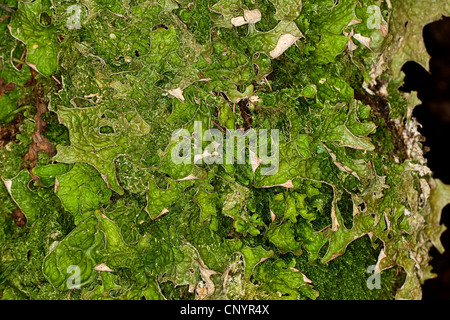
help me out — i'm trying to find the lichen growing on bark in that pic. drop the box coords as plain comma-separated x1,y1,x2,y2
0,0,449,300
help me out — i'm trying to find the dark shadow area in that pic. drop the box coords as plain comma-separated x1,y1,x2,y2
401,16,450,299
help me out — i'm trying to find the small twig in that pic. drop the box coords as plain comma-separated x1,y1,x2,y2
264,77,272,91
51,75,62,85
12,57,26,70
0,15,10,23
12,57,26,65
210,120,226,133
19,47,27,61
0,4,13,13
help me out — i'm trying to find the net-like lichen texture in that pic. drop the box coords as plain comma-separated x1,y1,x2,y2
0,0,449,300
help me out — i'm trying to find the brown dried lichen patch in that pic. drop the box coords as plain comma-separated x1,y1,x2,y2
12,208,27,227
354,88,407,160
22,100,56,170
22,70,56,180
0,117,21,148
0,78,16,98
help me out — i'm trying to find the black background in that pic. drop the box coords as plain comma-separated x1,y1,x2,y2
401,16,450,299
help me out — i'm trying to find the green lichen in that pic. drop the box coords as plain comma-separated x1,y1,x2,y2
0,0,449,301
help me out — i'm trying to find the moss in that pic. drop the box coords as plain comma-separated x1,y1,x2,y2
295,236,402,300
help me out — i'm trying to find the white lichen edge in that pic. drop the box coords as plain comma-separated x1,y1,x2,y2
231,9,261,27
270,34,301,59
93,263,114,272
167,87,185,102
